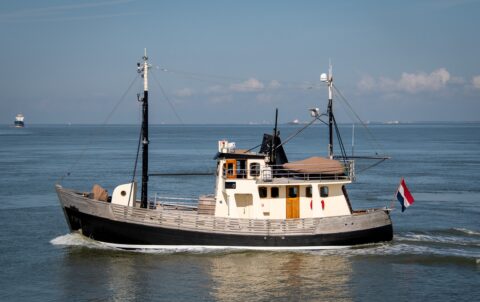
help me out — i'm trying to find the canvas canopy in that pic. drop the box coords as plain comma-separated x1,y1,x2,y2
282,157,345,175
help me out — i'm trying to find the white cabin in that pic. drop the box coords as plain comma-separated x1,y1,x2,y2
213,140,354,220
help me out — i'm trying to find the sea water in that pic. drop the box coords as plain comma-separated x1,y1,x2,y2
0,123,478,301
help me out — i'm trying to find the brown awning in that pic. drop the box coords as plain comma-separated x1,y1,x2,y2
282,157,345,174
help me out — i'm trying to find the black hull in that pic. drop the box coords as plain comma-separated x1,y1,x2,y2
64,207,393,248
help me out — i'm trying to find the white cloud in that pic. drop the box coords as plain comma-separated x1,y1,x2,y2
174,88,193,97
357,75,376,91
230,78,264,92
204,78,279,95
358,68,451,94
472,75,480,89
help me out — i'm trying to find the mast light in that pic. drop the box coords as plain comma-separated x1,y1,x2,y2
320,73,328,82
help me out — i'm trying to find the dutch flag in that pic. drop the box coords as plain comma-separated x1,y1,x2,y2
397,178,414,212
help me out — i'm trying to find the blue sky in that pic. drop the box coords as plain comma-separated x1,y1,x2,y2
1,0,479,124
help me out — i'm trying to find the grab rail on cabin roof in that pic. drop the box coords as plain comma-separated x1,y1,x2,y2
222,161,355,182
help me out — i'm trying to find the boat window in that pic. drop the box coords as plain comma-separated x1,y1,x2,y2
250,162,260,177
271,187,279,198
305,186,312,198
226,160,235,178
320,186,329,197
225,182,236,189
237,160,246,179
287,186,298,198
258,187,268,198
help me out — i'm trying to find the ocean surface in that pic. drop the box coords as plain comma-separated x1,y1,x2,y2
0,123,479,301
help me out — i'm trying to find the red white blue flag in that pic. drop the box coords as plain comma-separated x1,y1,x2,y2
397,178,414,212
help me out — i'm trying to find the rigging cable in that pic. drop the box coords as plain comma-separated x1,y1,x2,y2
151,70,185,124
128,122,143,206
58,74,140,183
274,115,327,151
159,67,320,91
333,83,387,155
332,114,348,161
149,68,213,174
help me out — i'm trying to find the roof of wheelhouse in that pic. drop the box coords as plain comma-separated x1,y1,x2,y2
214,149,266,160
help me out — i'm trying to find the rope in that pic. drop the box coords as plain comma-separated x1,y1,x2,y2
333,83,387,155
274,116,326,151
151,70,185,124
158,66,321,91
58,74,140,184
333,115,348,162
149,68,211,172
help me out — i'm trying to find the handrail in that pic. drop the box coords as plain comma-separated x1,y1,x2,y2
108,201,388,236
223,161,355,181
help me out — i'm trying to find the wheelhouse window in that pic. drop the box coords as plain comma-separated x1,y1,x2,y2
258,187,268,198
237,159,246,179
271,187,279,198
250,162,260,177
225,159,236,179
305,186,312,198
287,186,298,198
320,186,329,197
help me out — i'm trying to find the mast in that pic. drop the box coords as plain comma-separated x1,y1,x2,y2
327,63,334,159
139,49,150,208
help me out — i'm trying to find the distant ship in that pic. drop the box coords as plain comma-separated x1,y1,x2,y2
14,114,25,128
288,119,300,125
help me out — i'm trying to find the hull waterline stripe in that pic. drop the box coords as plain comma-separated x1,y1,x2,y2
98,241,353,251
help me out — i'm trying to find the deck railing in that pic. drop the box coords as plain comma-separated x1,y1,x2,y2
223,161,355,182
109,201,385,236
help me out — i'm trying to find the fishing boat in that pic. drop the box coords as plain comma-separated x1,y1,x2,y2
14,114,25,128
56,51,393,250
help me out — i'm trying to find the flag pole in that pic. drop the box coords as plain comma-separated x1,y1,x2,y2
388,177,403,210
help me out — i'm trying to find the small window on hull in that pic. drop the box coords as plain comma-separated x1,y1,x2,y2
320,186,329,197
259,187,267,198
305,186,312,198
271,187,279,198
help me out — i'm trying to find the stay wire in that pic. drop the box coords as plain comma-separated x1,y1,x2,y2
127,122,143,207
333,83,387,155
150,70,185,124
159,66,320,91
58,74,140,184
131,123,143,184
333,115,348,161
149,69,212,173
274,116,326,151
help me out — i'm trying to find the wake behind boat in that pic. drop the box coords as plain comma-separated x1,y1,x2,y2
56,51,393,250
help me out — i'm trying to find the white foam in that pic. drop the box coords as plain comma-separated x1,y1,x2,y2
51,233,353,253
50,233,479,259
396,233,480,247
50,233,111,249
454,228,480,236
100,242,353,252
